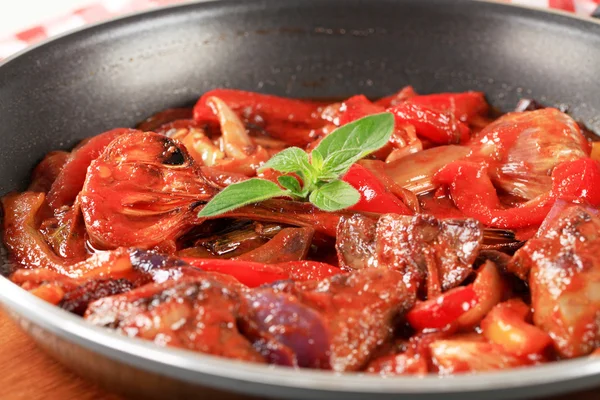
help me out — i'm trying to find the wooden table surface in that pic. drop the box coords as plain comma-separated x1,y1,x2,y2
0,309,598,400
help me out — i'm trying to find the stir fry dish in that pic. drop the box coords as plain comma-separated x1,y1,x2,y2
3,87,600,375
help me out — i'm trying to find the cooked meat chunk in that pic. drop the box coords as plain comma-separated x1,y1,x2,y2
85,275,265,363
242,268,415,371
59,279,134,316
336,214,482,294
512,205,600,357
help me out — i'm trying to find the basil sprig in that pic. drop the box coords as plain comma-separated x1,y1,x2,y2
198,112,394,216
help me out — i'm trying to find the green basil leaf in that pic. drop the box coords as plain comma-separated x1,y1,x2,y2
308,180,360,212
312,112,394,177
319,149,367,178
258,147,311,177
277,175,302,194
198,179,290,217
310,149,324,171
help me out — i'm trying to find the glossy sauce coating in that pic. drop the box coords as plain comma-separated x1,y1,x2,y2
3,87,600,375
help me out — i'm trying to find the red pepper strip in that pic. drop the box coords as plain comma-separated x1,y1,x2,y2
338,95,385,126
406,285,478,331
434,161,554,229
434,158,600,229
375,86,418,108
342,164,412,215
181,258,340,287
389,102,470,145
408,92,489,123
47,128,134,210
193,89,323,126
277,260,342,281
551,158,600,206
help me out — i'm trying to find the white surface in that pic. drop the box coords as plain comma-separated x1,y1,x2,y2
0,0,97,37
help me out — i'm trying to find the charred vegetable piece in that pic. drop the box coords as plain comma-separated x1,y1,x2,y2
222,199,352,237
180,220,281,259
233,227,314,263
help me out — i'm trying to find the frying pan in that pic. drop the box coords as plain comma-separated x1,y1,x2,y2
1,0,600,399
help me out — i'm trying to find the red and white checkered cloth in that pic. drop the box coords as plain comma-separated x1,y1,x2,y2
1,0,599,61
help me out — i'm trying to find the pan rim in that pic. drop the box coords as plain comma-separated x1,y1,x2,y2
2,0,600,396
1,0,600,70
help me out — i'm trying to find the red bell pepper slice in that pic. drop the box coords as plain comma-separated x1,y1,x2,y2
389,102,471,145
457,261,504,328
375,86,418,108
181,258,340,287
406,285,478,331
552,158,600,206
277,261,341,281
434,161,553,228
192,89,326,146
342,164,412,215
408,92,489,123
434,158,600,229
338,95,385,126
193,89,323,126
47,128,134,210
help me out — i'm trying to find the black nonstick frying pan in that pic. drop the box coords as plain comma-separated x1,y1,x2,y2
1,1,600,399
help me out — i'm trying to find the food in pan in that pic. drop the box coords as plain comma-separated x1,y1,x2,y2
3,87,600,375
